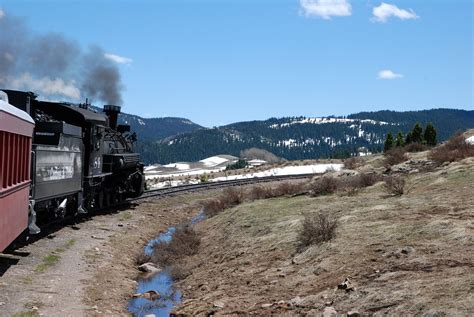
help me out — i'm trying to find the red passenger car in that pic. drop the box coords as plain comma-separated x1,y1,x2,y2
0,93,35,252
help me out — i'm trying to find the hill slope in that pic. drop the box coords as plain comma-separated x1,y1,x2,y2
173,148,474,316
137,109,474,164
91,106,204,140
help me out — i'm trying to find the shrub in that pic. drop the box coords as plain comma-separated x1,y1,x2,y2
309,176,339,196
358,173,381,187
202,198,227,217
383,176,406,196
248,185,274,200
429,134,474,164
151,225,201,267
384,147,408,168
343,157,360,170
272,182,305,196
297,213,338,252
337,173,381,195
222,187,244,205
200,173,209,183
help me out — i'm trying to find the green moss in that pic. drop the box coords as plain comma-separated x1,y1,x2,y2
35,254,60,273
12,311,40,317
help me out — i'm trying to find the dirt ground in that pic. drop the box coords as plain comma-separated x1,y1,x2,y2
172,155,474,316
0,192,211,317
1,152,473,316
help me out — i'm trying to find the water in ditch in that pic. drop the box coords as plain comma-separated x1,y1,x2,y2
128,211,205,317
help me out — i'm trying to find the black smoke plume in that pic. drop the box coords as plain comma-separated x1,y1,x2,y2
0,9,124,105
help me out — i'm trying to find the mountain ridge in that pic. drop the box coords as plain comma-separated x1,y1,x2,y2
134,108,474,164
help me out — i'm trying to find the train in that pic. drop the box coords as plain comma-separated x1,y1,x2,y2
0,89,145,252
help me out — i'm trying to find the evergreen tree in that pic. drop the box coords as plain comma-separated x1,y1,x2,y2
405,132,412,144
395,132,405,147
424,123,437,146
384,132,394,152
411,123,423,143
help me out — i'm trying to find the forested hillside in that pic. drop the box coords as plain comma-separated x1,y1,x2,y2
135,109,474,164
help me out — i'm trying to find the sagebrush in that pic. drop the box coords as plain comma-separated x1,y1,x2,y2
383,176,406,196
297,213,338,251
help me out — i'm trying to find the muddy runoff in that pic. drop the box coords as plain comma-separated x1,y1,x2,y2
128,211,205,317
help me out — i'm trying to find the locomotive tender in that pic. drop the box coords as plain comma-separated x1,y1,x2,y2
0,89,145,252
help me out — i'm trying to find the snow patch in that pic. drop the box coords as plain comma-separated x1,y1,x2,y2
466,136,474,145
268,117,393,129
210,163,343,182
200,156,229,166
163,163,190,170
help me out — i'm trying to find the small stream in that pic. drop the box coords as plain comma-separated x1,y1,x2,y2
128,211,205,317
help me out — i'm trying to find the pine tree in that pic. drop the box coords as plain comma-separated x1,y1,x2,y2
384,132,394,152
395,132,405,147
405,132,412,144
411,123,423,143
424,123,437,146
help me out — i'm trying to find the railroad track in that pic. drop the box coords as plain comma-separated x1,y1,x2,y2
135,173,319,201
2,173,318,252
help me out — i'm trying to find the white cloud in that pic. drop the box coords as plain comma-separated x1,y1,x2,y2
300,0,352,19
9,73,81,99
0,9,5,19
378,69,403,80
104,53,133,65
372,2,419,23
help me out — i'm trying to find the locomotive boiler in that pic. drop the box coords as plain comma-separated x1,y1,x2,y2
0,89,145,251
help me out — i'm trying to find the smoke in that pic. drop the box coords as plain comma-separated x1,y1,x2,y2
0,9,124,105
81,46,123,105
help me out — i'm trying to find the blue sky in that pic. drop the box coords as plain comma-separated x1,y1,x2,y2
0,0,472,126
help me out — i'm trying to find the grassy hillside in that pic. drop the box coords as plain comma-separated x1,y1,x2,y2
168,139,474,315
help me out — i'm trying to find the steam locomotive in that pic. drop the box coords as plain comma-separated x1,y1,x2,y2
0,89,144,252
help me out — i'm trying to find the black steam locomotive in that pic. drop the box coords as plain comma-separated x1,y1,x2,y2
2,89,144,234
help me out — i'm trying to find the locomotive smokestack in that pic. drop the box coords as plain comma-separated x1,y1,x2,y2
103,104,121,130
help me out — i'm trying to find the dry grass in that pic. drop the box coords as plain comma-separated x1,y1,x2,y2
297,212,338,252
429,134,474,164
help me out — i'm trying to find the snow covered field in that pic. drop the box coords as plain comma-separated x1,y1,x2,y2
210,164,342,182
145,154,343,189
466,136,474,145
